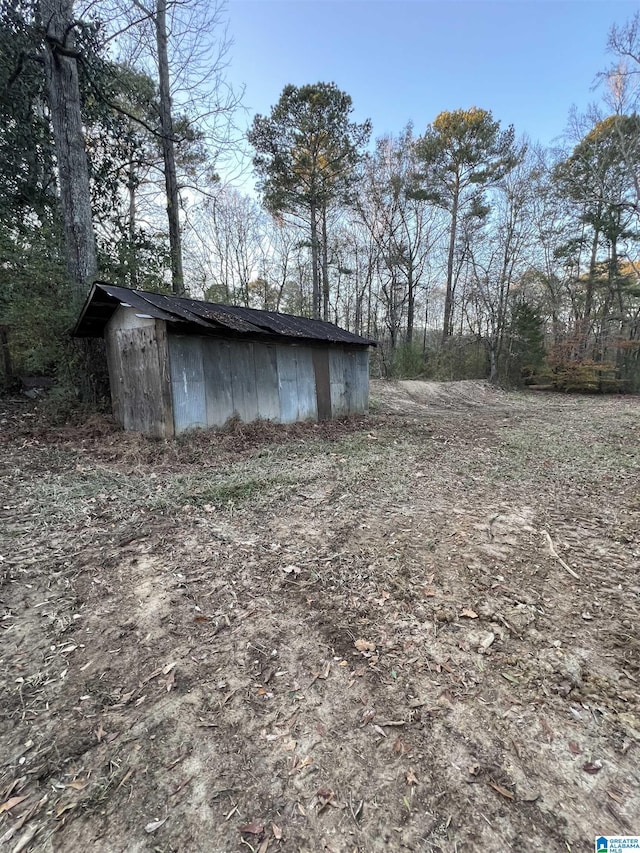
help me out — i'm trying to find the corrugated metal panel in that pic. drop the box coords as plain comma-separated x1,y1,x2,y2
230,341,259,423
329,347,370,415
168,336,207,433
202,338,234,427
351,349,370,412
295,347,318,421
276,346,299,424
254,343,280,421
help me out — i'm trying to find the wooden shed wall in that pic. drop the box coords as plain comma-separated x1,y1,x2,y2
104,308,370,435
105,308,173,438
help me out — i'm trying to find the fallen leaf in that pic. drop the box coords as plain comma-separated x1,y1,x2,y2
272,822,282,840
488,781,515,800
239,820,264,835
460,608,478,619
406,768,419,786
165,670,175,692
145,818,167,833
393,737,409,755
582,761,603,775
355,639,376,653
257,840,270,853
568,741,582,755
162,662,177,676
0,796,27,814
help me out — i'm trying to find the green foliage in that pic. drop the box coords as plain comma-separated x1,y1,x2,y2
430,337,488,382
248,82,371,214
0,224,70,377
507,302,546,383
390,342,429,379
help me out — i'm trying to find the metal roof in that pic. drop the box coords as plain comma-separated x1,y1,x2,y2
73,282,377,346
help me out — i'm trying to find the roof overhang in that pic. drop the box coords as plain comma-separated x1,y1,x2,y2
73,282,378,347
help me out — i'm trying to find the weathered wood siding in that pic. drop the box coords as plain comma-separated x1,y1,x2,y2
329,346,369,417
106,312,370,435
105,308,173,437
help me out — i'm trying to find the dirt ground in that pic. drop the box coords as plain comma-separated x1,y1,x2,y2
1,380,639,853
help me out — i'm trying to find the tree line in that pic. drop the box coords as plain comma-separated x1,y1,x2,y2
1,1,639,396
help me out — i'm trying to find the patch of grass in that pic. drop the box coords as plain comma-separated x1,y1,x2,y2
172,473,304,508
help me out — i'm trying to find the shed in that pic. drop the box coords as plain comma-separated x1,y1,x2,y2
73,282,377,437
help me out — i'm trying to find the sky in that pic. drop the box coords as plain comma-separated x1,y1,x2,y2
224,0,639,159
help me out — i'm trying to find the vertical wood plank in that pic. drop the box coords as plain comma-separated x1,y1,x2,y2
312,347,332,420
113,326,167,436
105,329,125,428
329,346,348,417
154,320,174,437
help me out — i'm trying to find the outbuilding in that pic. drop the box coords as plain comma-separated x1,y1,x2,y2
73,282,377,437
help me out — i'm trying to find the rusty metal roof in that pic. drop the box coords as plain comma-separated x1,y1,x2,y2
73,282,377,346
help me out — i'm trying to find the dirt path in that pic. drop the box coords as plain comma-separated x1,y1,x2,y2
1,383,639,852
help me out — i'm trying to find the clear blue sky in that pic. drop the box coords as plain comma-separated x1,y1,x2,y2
226,0,639,150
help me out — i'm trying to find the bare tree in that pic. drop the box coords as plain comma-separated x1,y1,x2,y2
93,0,241,294
38,0,97,298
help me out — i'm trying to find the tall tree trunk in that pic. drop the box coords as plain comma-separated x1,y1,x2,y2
0,326,13,383
128,157,137,289
406,265,415,344
442,179,460,343
309,200,320,318
489,341,498,384
39,0,97,300
155,0,184,295
321,204,330,321
580,221,600,356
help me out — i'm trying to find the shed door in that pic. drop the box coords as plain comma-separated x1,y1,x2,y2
168,336,207,433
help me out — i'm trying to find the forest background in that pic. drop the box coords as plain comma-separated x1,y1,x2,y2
1,0,640,408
